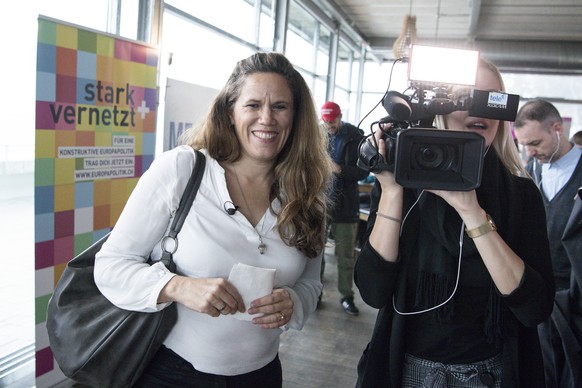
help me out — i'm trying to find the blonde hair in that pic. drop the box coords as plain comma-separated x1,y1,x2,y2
436,58,527,177
180,52,332,258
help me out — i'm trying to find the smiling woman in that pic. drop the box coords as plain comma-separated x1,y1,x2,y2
94,52,333,387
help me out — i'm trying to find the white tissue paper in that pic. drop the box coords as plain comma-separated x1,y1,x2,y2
227,263,276,321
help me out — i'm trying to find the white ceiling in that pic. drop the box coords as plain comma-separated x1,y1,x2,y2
314,0,582,74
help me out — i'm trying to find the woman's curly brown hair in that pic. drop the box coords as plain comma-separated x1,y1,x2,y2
180,52,332,258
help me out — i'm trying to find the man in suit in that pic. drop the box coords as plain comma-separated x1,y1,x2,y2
514,100,582,387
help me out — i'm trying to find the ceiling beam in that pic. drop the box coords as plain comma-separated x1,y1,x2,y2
467,0,482,40
365,37,582,75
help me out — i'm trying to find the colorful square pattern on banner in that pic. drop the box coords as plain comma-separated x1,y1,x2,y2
34,17,158,383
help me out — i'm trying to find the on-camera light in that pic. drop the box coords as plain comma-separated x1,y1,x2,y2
408,45,480,86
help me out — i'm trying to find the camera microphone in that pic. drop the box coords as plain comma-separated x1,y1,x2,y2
223,201,239,215
468,90,520,121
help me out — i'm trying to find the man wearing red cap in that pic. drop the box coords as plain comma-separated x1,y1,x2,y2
320,101,369,315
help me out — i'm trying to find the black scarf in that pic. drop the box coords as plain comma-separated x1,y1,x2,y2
400,147,512,343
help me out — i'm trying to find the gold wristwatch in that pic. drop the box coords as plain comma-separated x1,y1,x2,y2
465,214,496,238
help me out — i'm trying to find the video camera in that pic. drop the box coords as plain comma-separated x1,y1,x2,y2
357,45,520,191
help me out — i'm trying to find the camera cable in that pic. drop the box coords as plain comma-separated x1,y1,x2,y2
392,144,491,315
392,190,465,316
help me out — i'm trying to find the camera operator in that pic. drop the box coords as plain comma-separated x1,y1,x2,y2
354,58,554,387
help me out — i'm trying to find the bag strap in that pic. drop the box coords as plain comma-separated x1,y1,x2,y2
159,149,206,271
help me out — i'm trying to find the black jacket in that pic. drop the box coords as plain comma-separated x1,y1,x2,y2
553,187,582,386
355,152,554,387
527,152,582,386
526,151,582,289
328,122,369,223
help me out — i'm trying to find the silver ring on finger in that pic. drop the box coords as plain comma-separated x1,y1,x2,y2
218,304,226,312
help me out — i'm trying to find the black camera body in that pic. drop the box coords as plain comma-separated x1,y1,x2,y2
358,127,485,190
357,88,519,191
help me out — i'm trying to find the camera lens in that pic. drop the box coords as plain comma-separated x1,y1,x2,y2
413,144,454,170
421,147,440,165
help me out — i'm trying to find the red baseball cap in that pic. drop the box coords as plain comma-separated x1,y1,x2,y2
321,101,341,122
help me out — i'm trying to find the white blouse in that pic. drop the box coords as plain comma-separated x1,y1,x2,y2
95,145,323,376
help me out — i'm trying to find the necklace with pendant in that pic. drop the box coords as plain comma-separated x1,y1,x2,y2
232,165,267,254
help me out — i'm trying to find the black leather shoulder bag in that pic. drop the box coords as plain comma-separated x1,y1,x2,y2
47,149,206,388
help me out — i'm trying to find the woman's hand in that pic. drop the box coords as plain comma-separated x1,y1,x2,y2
429,188,527,295
366,123,405,263
248,288,294,329
426,189,484,223
159,276,245,317
370,124,401,192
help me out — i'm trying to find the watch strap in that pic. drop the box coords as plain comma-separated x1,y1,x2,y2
465,214,496,238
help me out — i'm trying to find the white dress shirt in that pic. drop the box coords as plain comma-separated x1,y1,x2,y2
541,145,582,200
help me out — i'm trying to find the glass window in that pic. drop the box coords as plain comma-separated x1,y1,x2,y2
316,26,332,75
312,78,328,109
258,1,275,50
504,73,582,135
39,0,109,31
166,0,256,43
119,0,140,40
335,43,355,122
335,42,353,89
287,31,315,73
286,1,316,70
351,60,362,92
359,92,387,135
162,12,253,89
